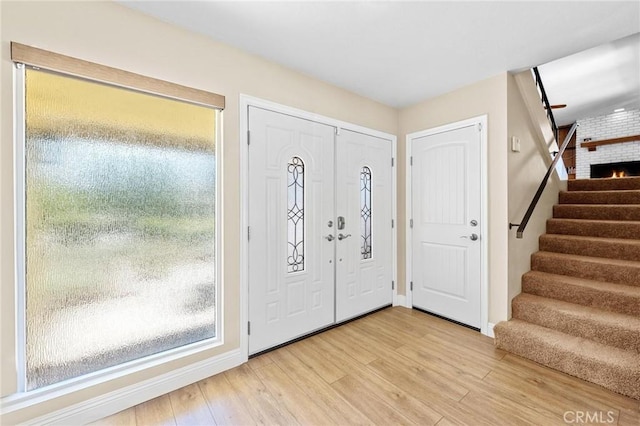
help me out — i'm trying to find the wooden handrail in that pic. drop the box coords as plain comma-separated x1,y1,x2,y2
510,122,578,238
581,134,640,151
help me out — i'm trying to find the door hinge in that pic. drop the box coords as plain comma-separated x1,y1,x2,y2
391,219,395,228
391,157,395,167
335,127,340,136
410,281,414,291
410,156,413,166
247,226,250,240
247,130,251,145
392,280,395,290
410,218,413,228
248,321,251,335
478,123,482,132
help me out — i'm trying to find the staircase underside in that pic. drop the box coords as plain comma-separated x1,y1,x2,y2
495,177,640,400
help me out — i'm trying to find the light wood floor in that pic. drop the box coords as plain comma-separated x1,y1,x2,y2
91,307,640,426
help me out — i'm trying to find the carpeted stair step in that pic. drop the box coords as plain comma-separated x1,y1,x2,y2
522,271,640,316
546,218,640,240
539,234,640,261
553,204,640,221
531,251,640,286
568,177,640,191
493,320,640,400
512,293,640,353
559,190,640,204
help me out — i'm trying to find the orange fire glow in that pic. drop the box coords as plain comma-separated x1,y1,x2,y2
611,171,626,178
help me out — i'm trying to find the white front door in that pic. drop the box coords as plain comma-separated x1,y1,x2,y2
247,106,395,354
336,130,393,322
410,122,482,328
248,107,336,354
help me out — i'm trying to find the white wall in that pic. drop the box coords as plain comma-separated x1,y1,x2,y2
576,109,640,178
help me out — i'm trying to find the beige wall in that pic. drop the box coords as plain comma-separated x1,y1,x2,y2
0,1,396,422
506,72,565,315
397,74,510,325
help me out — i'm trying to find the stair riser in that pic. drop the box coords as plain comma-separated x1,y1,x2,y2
568,178,640,191
531,254,640,286
539,236,640,262
512,297,640,353
522,277,640,316
546,220,640,240
559,191,640,204
553,205,640,221
494,324,640,400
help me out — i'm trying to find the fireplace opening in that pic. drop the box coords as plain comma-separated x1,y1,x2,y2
590,161,640,179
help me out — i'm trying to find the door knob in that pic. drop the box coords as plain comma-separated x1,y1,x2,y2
470,233,479,241
338,233,352,241
324,235,335,241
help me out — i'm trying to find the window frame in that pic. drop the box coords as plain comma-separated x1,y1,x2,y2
11,43,224,398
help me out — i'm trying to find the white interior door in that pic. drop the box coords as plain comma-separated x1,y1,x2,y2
411,123,482,328
336,130,393,322
248,107,336,354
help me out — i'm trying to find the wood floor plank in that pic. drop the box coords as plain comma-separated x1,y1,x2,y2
349,315,415,349
168,383,216,426
482,368,624,418
224,363,298,425
285,336,347,383
319,326,379,364
396,341,491,381
365,309,429,339
247,352,274,371
269,347,373,425
87,407,137,426
618,407,640,426
458,388,566,426
92,307,639,426
197,372,256,426
331,374,417,425
253,361,335,425
134,394,176,426
313,331,444,425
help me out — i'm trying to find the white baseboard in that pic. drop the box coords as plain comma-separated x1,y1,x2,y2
25,349,243,426
393,294,408,308
486,322,496,338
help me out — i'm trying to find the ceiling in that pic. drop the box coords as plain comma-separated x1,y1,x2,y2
120,1,640,113
538,32,640,126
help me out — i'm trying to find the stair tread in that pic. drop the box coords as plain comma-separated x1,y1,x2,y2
548,218,640,225
562,189,640,195
534,250,640,267
569,177,640,191
495,320,640,366
540,233,640,246
513,293,640,332
494,319,640,399
524,271,640,297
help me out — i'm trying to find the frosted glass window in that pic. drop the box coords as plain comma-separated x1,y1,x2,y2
361,166,372,259
287,156,305,272
24,68,218,390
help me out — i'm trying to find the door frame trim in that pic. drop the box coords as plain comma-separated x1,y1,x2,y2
239,95,398,360
405,115,489,336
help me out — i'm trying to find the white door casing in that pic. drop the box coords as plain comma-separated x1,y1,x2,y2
336,130,393,322
409,119,485,329
248,106,336,354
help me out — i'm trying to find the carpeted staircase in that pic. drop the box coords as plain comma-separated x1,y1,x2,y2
495,176,640,400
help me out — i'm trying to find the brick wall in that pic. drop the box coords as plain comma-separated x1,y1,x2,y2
575,109,640,179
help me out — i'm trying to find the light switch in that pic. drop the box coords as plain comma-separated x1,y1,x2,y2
511,136,521,152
